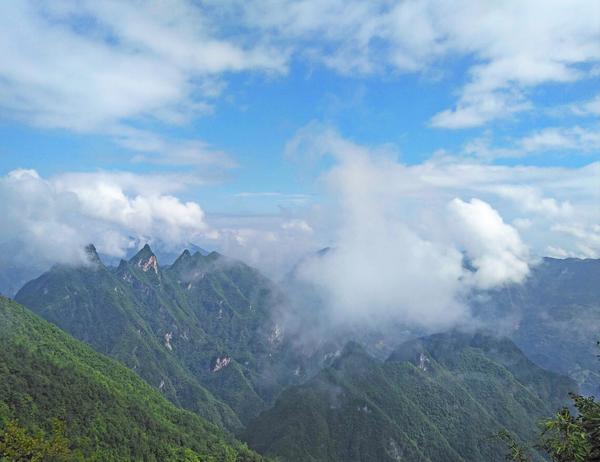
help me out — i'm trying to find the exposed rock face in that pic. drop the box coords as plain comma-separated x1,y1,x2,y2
213,356,231,372
418,352,430,371
268,324,283,345
139,255,159,273
15,243,302,428
164,332,173,351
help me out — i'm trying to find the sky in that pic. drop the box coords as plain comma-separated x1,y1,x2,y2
0,0,599,296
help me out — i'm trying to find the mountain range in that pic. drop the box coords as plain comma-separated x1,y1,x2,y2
0,296,264,461
472,257,600,396
242,331,574,462
4,245,598,460
15,244,303,430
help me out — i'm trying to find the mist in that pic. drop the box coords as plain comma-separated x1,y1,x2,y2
1,128,598,340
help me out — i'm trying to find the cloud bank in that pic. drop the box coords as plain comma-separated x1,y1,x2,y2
217,0,600,127
0,169,216,267
1,126,598,327
1,0,598,152
286,127,534,329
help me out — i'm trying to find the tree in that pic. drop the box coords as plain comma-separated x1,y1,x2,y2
501,344,600,461
0,419,73,462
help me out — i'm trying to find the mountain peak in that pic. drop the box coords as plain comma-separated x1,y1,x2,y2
130,244,154,261
206,251,222,261
129,244,159,274
171,249,192,270
84,244,102,266
332,341,374,371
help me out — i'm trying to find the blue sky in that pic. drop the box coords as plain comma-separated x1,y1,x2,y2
0,0,599,278
1,59,597,209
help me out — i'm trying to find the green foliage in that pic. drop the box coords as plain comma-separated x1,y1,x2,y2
501,344,600,462
501,394,600,462
496,429,532,462
474,257,600,395
244,332,572,462
0,419,73,462
15,246,303,427
0,296,265,462
538,393,600,462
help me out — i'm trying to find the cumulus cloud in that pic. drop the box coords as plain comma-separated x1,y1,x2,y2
282,127,533,329
215,0,600,127
551,224,600,258
464,125,600,161
571,94,600,116
206,213,318,279
277,124,599,329
0,0,285,162
1,124,598,328
447,198,530,289
1,0,598,148
0,169,217,267
113,127,238,170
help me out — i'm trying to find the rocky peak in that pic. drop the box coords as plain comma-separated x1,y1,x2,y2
129,244,159,274
171,249,192,271
140,255,158,274
205,251,222,261
84,244,103,266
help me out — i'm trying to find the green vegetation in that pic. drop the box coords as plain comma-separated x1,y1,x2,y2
474,257,600,395
539,394,600,461
0,296,265,461
15,245,302,428
500,344,600,462
11,248,597,461
243,332,574,462
0,419,72,461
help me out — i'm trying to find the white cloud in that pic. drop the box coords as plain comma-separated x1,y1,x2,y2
447,198,530,289
1,125,598,329
551,223,600,258
279,124,599,328
281,219,313,233
219,0,600,127
209,214,318,278
430,91,530,129
519,126,600,153
282,126,540,329
0,169,217,266
463,125,600,160
1,0,598,141
572,94,600,116
0,0,285,160
490,186,573,217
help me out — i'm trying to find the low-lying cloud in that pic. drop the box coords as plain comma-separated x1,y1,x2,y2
0,169,216,267
287,128,534,329
1,127,598,330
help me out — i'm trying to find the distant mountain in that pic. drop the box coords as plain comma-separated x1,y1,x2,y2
0,296,264,461
98,242,211,268
0,241,49,297
473,257,600,395
15,244,303,430
243,331,574,462
286,251,600,396
0,239,211,297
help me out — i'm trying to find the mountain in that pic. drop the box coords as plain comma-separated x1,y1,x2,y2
243,331,574,462
0,240,50,297
286,252,600,396
472,257,600,395
97,241,211,268
15,244,303,430
0,296,264,461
